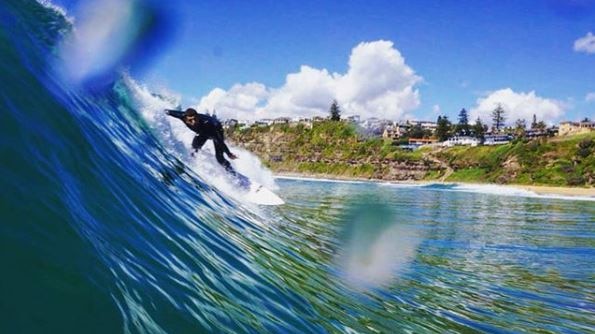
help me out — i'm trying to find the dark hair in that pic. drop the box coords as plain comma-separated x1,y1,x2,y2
184,108,198,116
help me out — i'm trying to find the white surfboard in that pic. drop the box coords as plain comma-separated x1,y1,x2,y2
243,180,285,206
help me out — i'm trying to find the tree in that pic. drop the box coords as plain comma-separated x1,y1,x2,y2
514,118,527,138
435,115,452,141
472,117,487,143
406,124,426,138
491,104,506,132
456,108,470,135
531,114,538,129
329,100,341,121
534,121,547,131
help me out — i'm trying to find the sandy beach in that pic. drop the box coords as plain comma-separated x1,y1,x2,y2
512,185,595,197
275,172,595,198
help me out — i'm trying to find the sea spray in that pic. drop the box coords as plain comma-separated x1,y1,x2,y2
120,74,280,204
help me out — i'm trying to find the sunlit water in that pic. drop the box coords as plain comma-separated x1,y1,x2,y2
272,178,595,333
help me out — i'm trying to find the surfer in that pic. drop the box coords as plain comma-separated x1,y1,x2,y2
165,108,238,174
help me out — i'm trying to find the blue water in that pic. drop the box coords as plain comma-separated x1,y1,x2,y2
1,1,594,333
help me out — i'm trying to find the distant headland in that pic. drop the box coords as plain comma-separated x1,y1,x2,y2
224,104,594,189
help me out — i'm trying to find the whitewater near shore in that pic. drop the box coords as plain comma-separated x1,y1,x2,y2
275,172,595,199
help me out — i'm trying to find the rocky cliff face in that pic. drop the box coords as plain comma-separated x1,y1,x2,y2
228,123,594,186
228,126,443,181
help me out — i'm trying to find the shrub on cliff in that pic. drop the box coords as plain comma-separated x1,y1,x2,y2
577,138,593,159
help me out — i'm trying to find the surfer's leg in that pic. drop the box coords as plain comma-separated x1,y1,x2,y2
192,135,208,152
214,123,233,155
214,141,235,175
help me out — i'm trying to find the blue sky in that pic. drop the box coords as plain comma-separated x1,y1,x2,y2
55,0,594,122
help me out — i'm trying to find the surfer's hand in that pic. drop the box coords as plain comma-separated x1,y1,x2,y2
228,153,238,160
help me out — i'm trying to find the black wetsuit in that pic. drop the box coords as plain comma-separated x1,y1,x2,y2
166,110,235,173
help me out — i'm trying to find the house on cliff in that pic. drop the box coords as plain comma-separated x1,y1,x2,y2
558,120,595,136
273,117,291,125
442,136,479,147
484,134,512,145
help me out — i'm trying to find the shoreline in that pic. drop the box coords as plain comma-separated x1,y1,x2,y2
274,172,595,198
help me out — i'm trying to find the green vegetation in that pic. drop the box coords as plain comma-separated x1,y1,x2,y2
329,100,341,121
435,116,452,141
228,121,594,187
447,167,488,181
456,108,470,136
228,121,430,179
491,104,506,132
435,133,594,186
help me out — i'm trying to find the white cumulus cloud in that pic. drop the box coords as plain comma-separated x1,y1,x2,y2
470,88,566,126
197,82,270,120
195,40,422,120
265,66,337,117
586,92,595,103
574,32,595,54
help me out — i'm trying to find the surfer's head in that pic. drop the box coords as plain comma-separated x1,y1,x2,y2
184,108,198,117
184,108,198,126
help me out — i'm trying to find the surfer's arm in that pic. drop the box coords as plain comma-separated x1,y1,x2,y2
165,109,184,120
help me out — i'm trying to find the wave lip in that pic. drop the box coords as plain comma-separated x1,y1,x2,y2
122,75,280,204
36,0,74,24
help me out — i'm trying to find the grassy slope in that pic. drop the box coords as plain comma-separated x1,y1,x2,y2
229,121,425,178
435,132,594,186
229,122,594,187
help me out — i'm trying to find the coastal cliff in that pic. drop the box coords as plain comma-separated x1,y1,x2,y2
227,121,595,187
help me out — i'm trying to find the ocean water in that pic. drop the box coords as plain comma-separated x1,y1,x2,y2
1,1,594,333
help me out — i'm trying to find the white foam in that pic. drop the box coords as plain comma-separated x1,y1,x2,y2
274,175,366,185
36,0,75,25
123,75,280,204
445,183,595,202
377,182,425,188
452,183,536,197
279,176,595,202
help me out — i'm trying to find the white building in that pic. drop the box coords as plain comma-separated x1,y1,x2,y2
222,119,238,129
443,136,479,147
346,115,361,123
272,117,291,125
296,118,313,129
484,134,511,145
254,119,273,127
406,120,437,133
382,124,408,140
